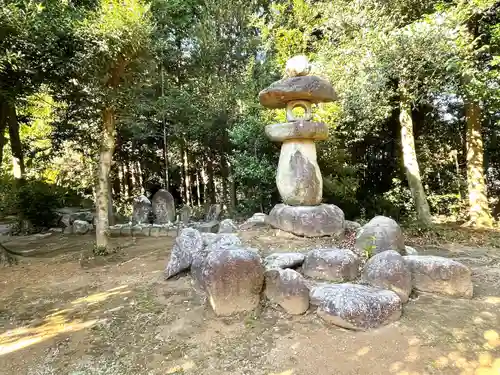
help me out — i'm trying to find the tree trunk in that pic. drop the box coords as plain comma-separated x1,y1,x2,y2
399,97,432,225
96,106,116,249
108,187,115,226
207,153,216,204
160,65,170,190
228,160,237,215
125,159,133,198
0,100,8,170
202,159,208,204
221,153,229,211
465,101,493,227
6,102,24,180
182,140,191,206
195,169,201,207
136,161,143,192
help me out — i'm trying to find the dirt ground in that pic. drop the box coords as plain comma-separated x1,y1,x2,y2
1,227,500,375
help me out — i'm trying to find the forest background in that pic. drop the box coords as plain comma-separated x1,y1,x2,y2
1,0,499,250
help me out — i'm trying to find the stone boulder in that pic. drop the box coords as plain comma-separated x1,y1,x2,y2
73,220,91,235
264,268,309,315
132,195,152,225
239,213,269,230
355,216,405,256
218,219,238,234
164,228,203,279
302,248,360,282
276,141,323,205
268,203,344,237
344,220,362,232
59,209,95,228
206,233,242,251
285,55,310,77
180,205,191,225
264,252,305,270
201,249,264,316
361,250,412,303
152,189,175,224
259,76,337,109
403,255,473,298
310,283,402,330
191,233,243,296
405,246,419,255
201,233,217,247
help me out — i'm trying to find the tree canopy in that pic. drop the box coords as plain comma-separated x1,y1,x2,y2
0,0,499,246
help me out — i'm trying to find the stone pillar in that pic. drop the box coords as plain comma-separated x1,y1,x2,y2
258,55,345,237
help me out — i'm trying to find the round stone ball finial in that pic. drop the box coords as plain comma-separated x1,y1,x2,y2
285,55,310,77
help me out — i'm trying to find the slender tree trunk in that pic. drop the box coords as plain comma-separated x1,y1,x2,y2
228,160,237,215
220,153,229,211
196,169,201,207
136,161,143,192
108,188,115,226
399,96,432,225
160,65,170,190
179,143,185,203
130,159,139,195
465,101,493,227
207,153,216,204
6,102,24,180
118,162,126,200
185,146,192,206
96,106,116,249
202,159,208,204
112,163,121,198
125,159,133,198
181,140,191,205
0,100,8,170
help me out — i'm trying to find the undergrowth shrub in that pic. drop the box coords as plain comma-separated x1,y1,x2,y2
0,175,83,229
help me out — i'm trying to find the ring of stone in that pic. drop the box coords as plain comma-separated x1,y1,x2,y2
286,100,312,121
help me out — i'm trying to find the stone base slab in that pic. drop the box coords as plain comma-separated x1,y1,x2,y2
268,203,344,237
108,224,178,237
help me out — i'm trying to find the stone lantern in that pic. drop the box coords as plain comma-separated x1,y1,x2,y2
259,55,345,237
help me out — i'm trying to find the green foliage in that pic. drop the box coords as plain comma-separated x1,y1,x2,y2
230,114,279,215
0,172,83,229
0,176,17,217
0,0,499,229
427,193,466,218
93,244,113,256
362,235,377,258
15,180,62,228
382,178,416,221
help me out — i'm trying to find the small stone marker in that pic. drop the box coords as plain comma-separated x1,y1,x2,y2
205,204,222,222
152,189,175,224
132,195,152,225
180,205,191,225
